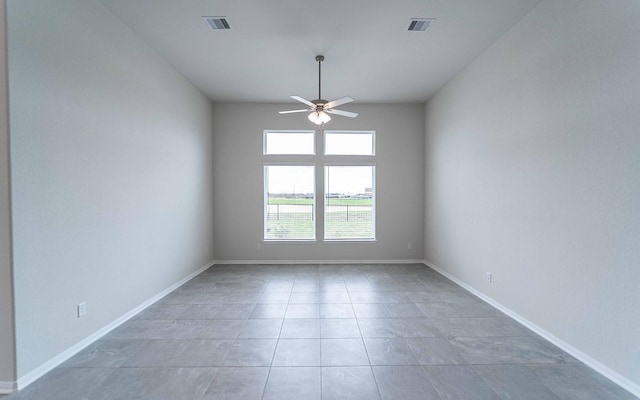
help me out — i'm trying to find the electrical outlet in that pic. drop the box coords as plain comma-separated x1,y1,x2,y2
407,242,412,250
77,302,87,318
486,273,492,283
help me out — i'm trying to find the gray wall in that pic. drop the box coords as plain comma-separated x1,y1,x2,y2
425,0,640,389
213,103,424,262
0,0,16,386
7,1,215,377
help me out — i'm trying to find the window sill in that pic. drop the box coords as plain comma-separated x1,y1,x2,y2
261,239,377,244
262,240,317,244
323,239,377,243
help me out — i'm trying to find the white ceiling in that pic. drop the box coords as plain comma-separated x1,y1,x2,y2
99,0,542,103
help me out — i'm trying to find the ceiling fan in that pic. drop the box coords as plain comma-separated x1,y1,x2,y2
279,55,358,125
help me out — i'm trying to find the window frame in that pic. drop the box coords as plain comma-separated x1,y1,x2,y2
262,129,376,243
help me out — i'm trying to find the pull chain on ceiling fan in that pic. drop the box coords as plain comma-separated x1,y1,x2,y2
279,55,358,125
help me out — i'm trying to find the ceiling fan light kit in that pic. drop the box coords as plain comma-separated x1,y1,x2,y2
309,110,331,124
279,55,358,126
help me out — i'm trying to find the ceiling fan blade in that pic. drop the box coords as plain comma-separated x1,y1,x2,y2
324,96,354,109
325,109,358,118
279,109,311,114
291,95,316,108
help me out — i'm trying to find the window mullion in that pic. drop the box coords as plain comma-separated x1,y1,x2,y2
316,128,325,242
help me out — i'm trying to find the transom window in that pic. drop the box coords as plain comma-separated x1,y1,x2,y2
325,130,375,155
264,130,315,155
263,130,375,241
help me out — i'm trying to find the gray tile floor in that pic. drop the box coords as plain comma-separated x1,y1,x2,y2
5,264,637,400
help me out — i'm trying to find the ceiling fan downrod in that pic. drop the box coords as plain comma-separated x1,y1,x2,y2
316,55,324,102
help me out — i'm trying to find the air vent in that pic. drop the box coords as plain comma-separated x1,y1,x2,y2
407,18,434,32
203,16,231,30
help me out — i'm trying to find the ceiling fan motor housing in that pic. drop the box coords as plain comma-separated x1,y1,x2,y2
312,99,328,108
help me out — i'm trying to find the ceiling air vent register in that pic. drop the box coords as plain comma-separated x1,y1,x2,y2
203,17,231,30
407,18,435,32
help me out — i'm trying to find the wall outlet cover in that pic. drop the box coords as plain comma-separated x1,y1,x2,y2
78,302,87,318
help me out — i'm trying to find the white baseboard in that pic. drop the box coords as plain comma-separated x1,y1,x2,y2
423,259,640,399
214,259,425,265
0,381,17,394
14,260,214,392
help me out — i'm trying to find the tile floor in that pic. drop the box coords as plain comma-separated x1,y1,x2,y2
5,264,637,400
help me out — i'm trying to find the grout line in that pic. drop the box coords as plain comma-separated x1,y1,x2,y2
348,281,385,400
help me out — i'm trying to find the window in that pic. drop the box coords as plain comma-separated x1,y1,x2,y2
325,130,374,155
264,130,315,155
263,130,375,241
325,166,375,240
264,165,315,240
